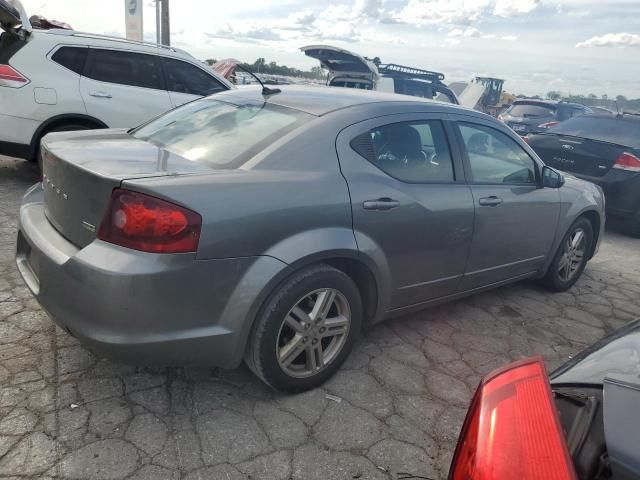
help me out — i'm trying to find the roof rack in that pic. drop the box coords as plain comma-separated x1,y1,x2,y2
377,63,446,82
46,29,192,56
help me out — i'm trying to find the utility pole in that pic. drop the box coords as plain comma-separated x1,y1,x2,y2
155,0,161,44
160,0,170,46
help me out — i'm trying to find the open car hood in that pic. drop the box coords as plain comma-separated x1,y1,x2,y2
301,44,377,77
0,0,31,34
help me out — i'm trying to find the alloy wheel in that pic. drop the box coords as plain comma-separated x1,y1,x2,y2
276,288,351,378
557,228,586,282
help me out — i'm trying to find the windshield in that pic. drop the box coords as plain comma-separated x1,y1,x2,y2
507,102,556,118
548,116,640,149
132,98,313,169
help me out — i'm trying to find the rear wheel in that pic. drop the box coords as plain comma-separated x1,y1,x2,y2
35,124,95,169
542,218,594,292
245,264,362,392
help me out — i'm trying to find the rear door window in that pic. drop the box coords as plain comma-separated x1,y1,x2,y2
161,57,226,96
51,46,88,74
86,49,161,89
350,120,455,183
508,103,556,118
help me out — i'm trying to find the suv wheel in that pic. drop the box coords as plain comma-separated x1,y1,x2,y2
35,124,93,169
245,264,362,392
542,218,593,292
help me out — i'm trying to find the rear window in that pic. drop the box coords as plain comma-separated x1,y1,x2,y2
51,46,88,74
508,102,556,118
548,116,640,149
131,99,313,169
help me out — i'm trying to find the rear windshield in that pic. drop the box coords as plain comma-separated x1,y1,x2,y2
132,98,313,168
508,102,556,118
548,116,640,149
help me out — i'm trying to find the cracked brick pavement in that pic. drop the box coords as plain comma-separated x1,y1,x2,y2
1,155,639,480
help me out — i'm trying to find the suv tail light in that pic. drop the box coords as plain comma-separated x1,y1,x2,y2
0,64,29,88
613,152,640,172
449,357,577,480
98,189,201,254
538,121,559,129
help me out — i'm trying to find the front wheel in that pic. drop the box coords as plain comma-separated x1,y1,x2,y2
542,218,594,292
245,264,362,392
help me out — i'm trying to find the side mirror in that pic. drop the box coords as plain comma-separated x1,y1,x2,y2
542,165,565,189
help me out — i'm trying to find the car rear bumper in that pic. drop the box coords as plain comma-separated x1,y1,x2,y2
16,184,287,368
0,113,39,158
570,170,640,219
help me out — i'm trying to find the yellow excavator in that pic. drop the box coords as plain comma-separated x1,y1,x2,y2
457,77,516,117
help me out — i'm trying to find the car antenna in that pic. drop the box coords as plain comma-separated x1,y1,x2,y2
234,64,281,96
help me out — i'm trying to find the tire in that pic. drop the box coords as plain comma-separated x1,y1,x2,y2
35,124,94,170
542,217,594,292
245,264,362,392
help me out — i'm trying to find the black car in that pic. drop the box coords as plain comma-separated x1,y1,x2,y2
449,320,640,480
527,114,640,237
500,100,592,136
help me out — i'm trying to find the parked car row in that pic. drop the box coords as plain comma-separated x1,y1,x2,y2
499,99,595,136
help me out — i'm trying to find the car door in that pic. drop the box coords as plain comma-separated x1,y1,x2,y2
452,117,561,290
161,57,228,107
336,114,474,311
79,48,173,128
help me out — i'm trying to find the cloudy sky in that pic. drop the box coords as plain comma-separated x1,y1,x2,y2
20,0,640,97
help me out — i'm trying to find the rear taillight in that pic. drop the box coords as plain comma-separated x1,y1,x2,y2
538,121,559,129
522,135,530,144
98,189,201,254
613,152,640,172
0,64,29,88
449,357,577,480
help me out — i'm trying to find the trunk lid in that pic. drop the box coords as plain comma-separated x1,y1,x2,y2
301,45,377,82
41,129,212,248
0,0,31,35
529,133,626,177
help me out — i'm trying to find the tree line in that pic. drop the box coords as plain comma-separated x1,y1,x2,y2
546,91,640,113
205,57,326,80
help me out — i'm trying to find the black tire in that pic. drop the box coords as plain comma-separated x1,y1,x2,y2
542,217,594,292
245,264,362,392
35,124,94,169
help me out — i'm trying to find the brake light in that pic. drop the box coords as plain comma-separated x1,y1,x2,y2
538,121,559,129
522,135,530,144
613,152,640,172
0,64,29,88
449,357,577,480
98,189,201,254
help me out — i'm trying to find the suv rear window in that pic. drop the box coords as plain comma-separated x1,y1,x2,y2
51,46,87,74
86,49,161,89
508,102,556,118
549,116,640,149
131,98,312,169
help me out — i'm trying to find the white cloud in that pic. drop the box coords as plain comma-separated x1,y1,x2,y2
448,26,517,41
206,24,283,43
576,33,640,48
494,0,540,17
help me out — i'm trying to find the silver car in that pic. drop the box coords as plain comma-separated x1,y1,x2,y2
16,86,605,392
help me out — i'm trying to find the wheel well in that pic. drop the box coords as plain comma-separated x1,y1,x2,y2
323,258,379,329
29,115,108,160
580,210,601,259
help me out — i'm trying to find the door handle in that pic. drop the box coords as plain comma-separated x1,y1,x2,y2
89,91,112,98
479,196,503,207
363,198,400,211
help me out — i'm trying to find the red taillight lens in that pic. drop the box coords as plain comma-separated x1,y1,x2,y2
98,189,201,254
449,357,577,480
613,152,640,172
522,135,530,144
538,121,559,129
0,64,29,88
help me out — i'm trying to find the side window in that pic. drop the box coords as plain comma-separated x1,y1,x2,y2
351,120,454,183
162,58,226,96
51,46,88,74
86,49,161,89
459,123,537,185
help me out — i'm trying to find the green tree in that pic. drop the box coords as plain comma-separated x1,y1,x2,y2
546,91,562,101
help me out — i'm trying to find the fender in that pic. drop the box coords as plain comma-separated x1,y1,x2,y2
29,113,108,159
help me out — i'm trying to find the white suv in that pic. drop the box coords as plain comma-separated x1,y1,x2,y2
0,0,232,163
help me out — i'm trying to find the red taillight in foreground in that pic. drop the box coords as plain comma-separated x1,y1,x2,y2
0,64,29,87
98,189,201,254
613,152,640,172
449,357,577,480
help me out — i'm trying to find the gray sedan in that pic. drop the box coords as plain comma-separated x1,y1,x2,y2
16,86,605,391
